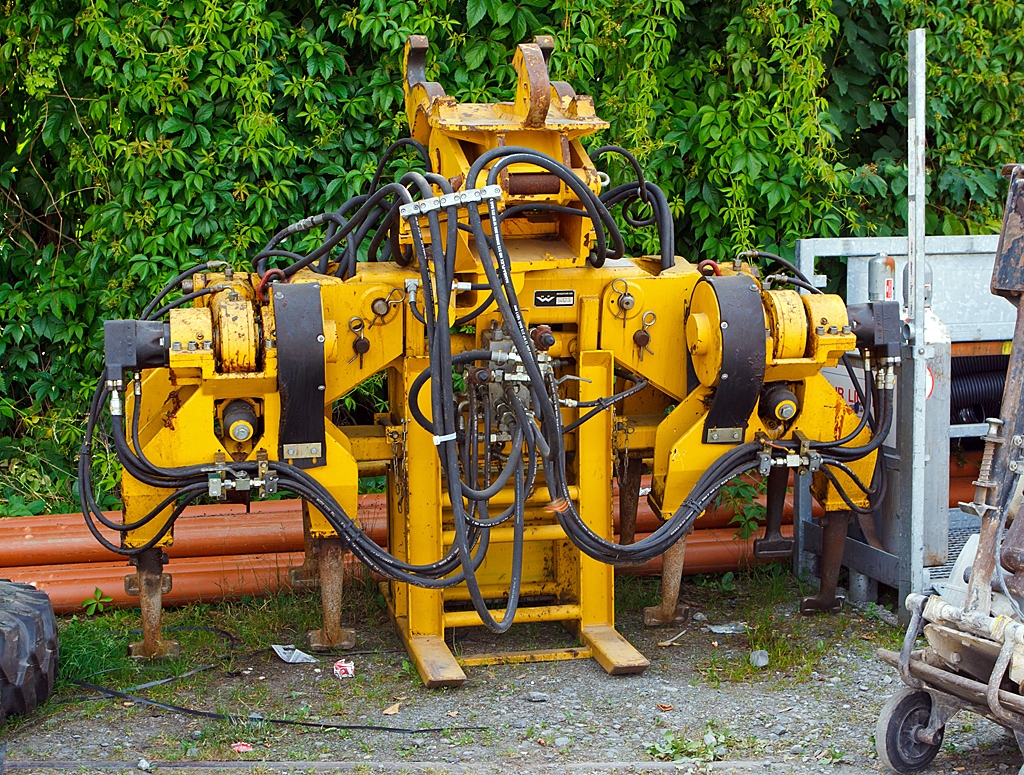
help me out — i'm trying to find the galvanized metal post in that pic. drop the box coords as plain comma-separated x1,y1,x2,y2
897,28,930,619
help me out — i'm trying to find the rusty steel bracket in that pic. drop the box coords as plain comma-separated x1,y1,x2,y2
754,464,794,560
124,573,171,596
306,537,356,652
128,548,179,659
919,690,964,745
643,534,691,627
991,164,1024,301
898,595,926,689
800,510,852,614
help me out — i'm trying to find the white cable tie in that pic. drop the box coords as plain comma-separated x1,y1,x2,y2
432,432,457,446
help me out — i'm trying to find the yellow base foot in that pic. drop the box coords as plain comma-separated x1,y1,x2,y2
406,635,466,688
581,625,649,675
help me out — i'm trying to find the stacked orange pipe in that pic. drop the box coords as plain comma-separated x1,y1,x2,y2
0,456,972,613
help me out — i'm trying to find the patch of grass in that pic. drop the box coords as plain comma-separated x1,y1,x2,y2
688,564,852,684
740,608,830,680
57,613,136,683
647,720,733,762
614,575,660,614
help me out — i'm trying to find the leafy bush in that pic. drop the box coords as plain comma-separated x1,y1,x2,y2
2,0,1023,513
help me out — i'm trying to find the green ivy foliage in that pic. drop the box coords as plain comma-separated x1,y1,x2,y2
2,0,1023,513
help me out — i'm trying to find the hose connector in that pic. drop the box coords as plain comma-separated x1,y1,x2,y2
108,389,124,418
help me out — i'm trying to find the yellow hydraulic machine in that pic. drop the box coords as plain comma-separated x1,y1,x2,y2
82,36,898,687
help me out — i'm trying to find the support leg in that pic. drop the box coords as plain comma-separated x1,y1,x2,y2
643,535,690,627
618,454,643,546
289,501,319,590
307,537,355,651
129,548,179,659
754,465,793,559
801,510,851,614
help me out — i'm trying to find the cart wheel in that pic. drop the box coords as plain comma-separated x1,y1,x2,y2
875,688,943,774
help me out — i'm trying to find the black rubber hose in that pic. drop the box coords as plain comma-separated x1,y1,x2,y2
742,250,816,289
600,181,675,270
408,188,529,631
253,183,413,277
146,285,229,320
809,355,872,449
562,380,650,434
366,138,431,194
590,145,647,198
485,151,624,267
820,387,894,461
142,261,228,320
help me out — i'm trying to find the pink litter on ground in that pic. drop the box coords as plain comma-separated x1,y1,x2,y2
231,742,253,753
333,659,355,679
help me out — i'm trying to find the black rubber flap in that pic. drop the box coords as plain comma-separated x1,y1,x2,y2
274,282,326,468
699,274,766,444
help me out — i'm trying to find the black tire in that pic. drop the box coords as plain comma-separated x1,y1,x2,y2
0,580,59,726
875,688,943,773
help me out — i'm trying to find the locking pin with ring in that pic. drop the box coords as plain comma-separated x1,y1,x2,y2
633,311,656,361
610,278,635,324
348,317,370,367
367,288,406,328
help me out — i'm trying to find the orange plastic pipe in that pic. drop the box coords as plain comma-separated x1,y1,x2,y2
616,525,796,577
9,552,305,614
8,464,976,570
0,497,387,568
6,523,793,614
4,491,802,568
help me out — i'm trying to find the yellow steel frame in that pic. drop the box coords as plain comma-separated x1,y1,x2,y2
119,35,875,686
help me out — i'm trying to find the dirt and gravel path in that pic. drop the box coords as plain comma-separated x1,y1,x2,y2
2,574,1021,775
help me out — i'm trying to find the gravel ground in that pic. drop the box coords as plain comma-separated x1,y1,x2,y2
2,578,1023,775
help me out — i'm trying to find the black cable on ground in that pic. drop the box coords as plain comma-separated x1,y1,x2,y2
68,680,486,734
